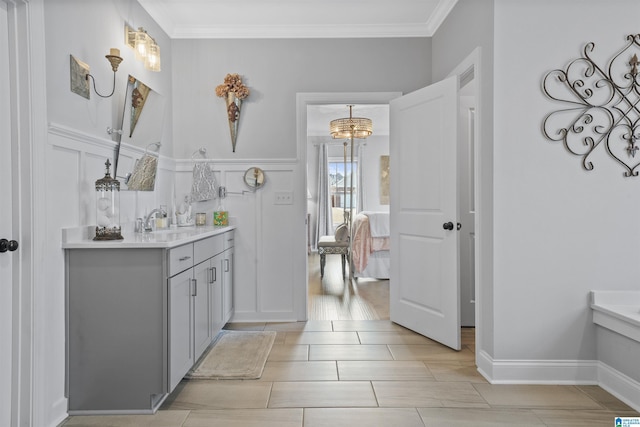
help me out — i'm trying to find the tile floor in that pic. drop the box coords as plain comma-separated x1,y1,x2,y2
60,256,640,426
61,320,639,426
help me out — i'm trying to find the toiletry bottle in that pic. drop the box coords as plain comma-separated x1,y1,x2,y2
157,205,168,229
214,187,228,226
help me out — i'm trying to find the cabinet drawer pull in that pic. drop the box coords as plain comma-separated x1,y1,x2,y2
179,256,191,261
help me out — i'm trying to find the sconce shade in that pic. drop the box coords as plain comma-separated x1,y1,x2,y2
145,42,161,72
134,28,149,60
330,106,373,139
105,52,123,72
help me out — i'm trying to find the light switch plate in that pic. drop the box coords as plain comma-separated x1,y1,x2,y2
275,191,293,205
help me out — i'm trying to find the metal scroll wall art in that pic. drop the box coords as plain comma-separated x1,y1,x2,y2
543,34,640,177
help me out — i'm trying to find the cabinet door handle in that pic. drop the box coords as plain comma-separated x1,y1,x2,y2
179,256,191,261
224,258,230,272
211,267,217,283
191,278,197,296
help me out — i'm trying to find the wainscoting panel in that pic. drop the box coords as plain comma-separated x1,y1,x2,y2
175,159,302,322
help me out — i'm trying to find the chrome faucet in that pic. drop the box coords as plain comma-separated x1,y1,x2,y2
142,208,162,233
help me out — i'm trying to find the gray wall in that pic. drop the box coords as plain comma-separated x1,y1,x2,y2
492,0,640,364
171,38,431,159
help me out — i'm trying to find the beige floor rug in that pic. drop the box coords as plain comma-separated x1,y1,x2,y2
186,330,276,380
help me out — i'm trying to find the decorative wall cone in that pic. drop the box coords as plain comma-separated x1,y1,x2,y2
226,92,242,152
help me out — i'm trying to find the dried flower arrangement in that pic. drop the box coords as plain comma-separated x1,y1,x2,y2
215,73,250,152
215,73,250,100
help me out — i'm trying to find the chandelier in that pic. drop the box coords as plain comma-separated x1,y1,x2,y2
330,105,373,139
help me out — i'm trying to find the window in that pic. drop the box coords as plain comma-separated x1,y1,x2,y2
328,158,357,227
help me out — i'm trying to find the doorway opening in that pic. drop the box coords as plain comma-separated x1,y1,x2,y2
299,51,481,349
305,101,393,321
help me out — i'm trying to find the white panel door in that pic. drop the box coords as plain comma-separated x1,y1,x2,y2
390,76,461,350
0,1,13,423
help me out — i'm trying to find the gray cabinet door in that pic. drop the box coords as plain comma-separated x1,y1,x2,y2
193,260,212,360
209,253,224,333
223,247,234,322
169,268,194,391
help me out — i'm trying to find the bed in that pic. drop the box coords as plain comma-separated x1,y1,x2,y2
351,211,390,279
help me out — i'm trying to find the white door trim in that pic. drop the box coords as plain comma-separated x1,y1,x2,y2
446,47,483,364
5,0,49,425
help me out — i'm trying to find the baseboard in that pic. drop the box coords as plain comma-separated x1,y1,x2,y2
47,397,68,427
477,350,598,384
598,361,640,412
477,351,640,411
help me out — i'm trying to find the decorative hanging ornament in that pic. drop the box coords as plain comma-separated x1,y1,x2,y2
215,73,250,153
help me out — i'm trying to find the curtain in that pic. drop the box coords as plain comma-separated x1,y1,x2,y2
315,143,332,248
357,142,365,213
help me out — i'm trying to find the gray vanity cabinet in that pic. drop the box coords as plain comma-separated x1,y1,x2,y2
65,227,235,414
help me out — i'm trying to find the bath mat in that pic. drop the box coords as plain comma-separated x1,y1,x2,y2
186,330,276,380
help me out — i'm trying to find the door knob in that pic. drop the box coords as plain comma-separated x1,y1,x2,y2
443,222,454,230
0,239,19,253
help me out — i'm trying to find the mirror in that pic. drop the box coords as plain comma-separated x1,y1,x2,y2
243,167,265,190
114,75,166,191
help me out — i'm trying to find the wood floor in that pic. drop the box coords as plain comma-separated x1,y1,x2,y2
308,252,389,321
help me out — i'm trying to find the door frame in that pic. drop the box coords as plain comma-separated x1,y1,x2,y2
4,0,48,425
295,92,402,320
447,48,483,361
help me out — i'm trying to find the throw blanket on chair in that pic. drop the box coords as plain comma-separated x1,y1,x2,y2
351,213,390,273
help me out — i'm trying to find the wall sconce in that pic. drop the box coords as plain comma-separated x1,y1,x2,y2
125,24,161,72
87,48,123,98
70,50,122,99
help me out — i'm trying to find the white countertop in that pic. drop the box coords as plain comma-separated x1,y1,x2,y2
62,224,236,249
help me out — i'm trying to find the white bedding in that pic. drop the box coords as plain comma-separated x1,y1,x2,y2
361,211,390,237
354,250,390,279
